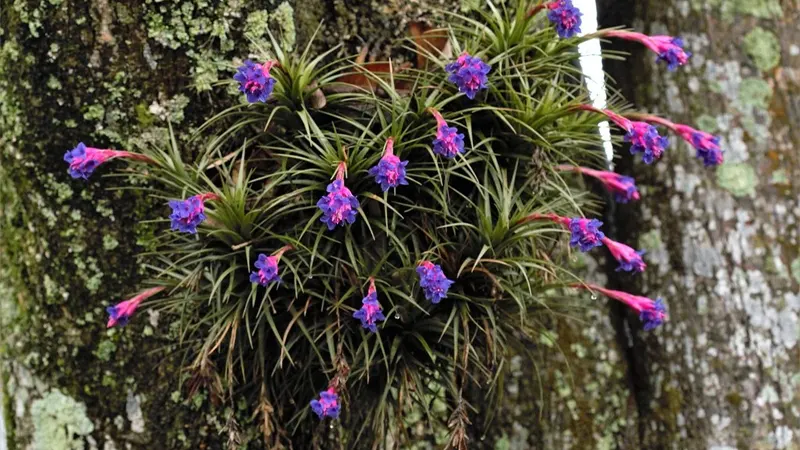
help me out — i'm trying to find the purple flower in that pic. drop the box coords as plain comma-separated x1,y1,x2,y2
604,31,690,71
624,122,669,164
651,37,691,71
563,166,640,203
63,143,152,179
602,237,646,273
579,107,667,164
428,108,465,159
368,138,409,191
582,284,667,330
606,174,639,203
568,218,605,252
310,388,341,419
445,52,491,100
317,163,360,230
250,246,291,286
64,143,109,179
234,60,277,103
168,193,218,234
250,254,280,285
107,287,165,328
417,261,454,304
673,124,724,167
546,0,582,38
353,279,385,332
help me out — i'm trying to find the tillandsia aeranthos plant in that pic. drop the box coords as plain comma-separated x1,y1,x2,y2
62,1,722,447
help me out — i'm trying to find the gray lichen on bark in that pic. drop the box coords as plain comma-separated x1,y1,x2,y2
600,1,800,449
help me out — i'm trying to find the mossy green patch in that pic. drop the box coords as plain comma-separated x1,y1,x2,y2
272,2,297,51
30,390,94,450
790,258,800,285
738,77,773,109
639,229,663,253
743,27,781,72
716,163,758,197
102,234,119,251
94,340,117,362
694,115,718,133
698,0,781,21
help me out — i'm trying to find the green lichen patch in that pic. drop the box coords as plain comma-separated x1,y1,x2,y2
30,390,94,450
102,234,120,251
715,163,758,197
695,115,719,133
738,77,773,109
639,229,663,253
790,258,800,285
698,0,782,22
743,27,781,72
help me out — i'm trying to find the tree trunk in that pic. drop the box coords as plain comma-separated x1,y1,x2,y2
598,1,800,449
0,1,449,448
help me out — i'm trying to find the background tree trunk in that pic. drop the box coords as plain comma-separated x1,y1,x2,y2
598,1,800,449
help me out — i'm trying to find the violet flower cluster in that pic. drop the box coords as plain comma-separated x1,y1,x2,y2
567,218,605,252
234,60,277,103
429,108,465,159
169,193,218,234
416,261,454,304
445,52,491,99
310,388,341,420
317,163,360,230
546,0,582,38
603,30,691,71
368,138,409,191
353,279,385,333
64,143,153,179
106,287,165,328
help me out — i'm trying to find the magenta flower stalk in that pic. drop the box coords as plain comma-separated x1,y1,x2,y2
168,192,220,234
368,137,409,191
64,142,155,180
250,245,292,286
317,162,360,230
601,237,646,273
427,108,465,159
310,387,341,419
602,30,691,71
637,115,724,167
445,52,491,99
353,278,385,332
518,213,605,252
557,165,640,203
106,286,166,328
576,105,669,164
234,60,278,103
577,284,667,330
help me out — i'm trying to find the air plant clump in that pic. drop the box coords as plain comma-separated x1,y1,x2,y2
61,1,711,446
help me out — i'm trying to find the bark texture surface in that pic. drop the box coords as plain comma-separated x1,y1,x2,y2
599,1,800,449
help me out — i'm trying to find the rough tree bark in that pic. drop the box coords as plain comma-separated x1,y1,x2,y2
598,1,800,449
